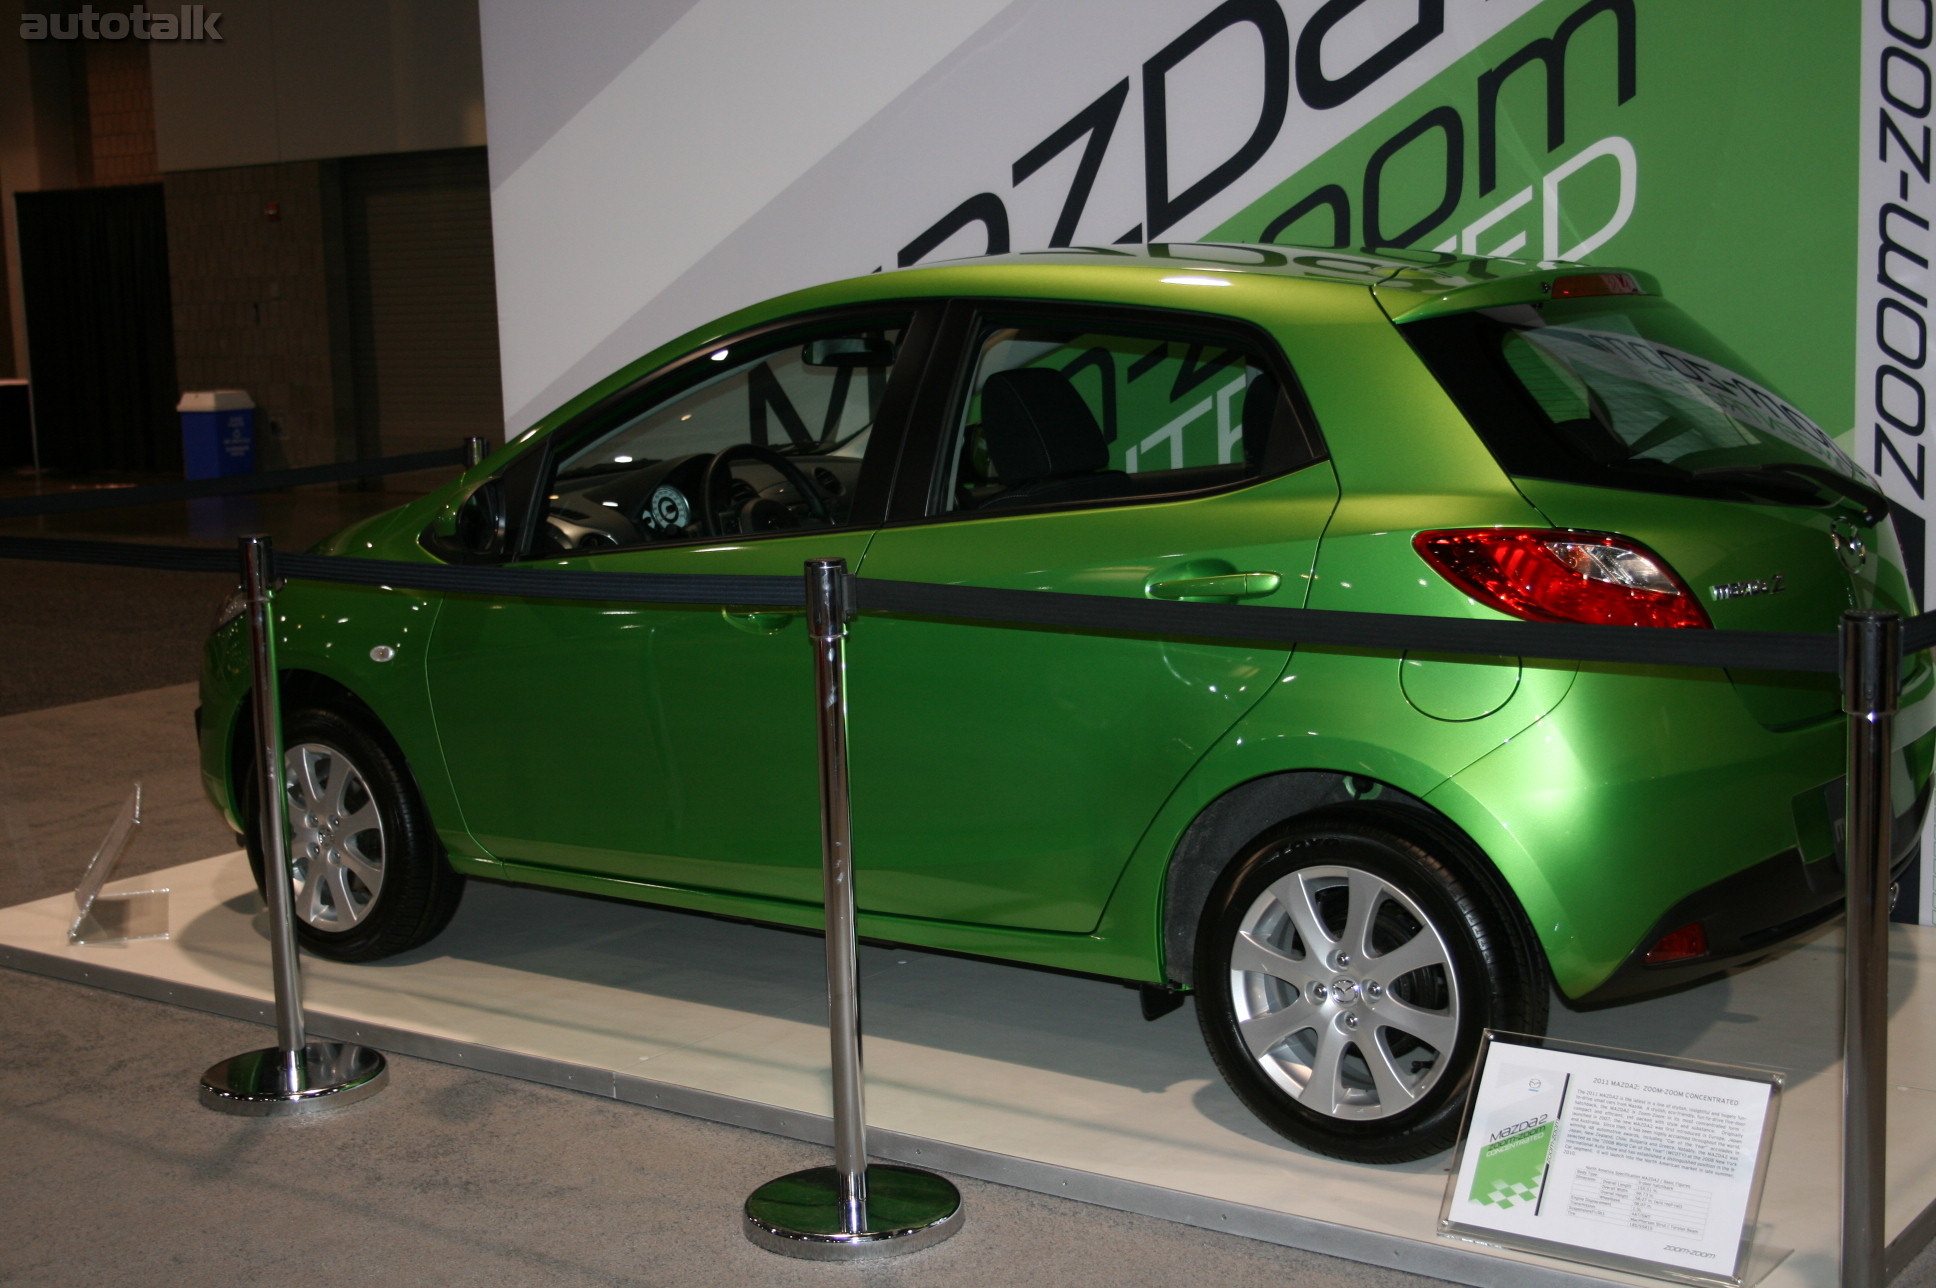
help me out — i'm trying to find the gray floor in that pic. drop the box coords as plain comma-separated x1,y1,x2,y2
3,479,1934,1286
0,685,1451,1288
0,969,1440,1288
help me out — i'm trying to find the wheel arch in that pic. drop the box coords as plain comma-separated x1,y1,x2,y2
1160,770,1542,992
231,668,467,961
226,669,406,814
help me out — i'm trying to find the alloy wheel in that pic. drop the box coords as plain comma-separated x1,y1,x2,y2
1226,862,1460,1121
283,741,387,930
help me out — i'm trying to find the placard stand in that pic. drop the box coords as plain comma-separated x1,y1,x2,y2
1441,1033,1782,1286
198,534,388,1116
67,783,169,945
742,559,963,1260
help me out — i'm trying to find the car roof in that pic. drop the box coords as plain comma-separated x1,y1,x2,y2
527,243,1656,439
786,241,1660,323
881,242,1519,289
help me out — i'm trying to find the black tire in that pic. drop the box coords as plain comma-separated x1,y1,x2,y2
243,705,464,962
1194,808,1545,1163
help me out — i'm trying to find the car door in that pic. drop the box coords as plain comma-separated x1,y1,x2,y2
424,308,935,903
845,302,1339,933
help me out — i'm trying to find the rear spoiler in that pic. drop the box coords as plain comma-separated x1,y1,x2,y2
1374,263,1661,322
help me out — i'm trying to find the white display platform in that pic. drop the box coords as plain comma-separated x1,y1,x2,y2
3,851,1934,1287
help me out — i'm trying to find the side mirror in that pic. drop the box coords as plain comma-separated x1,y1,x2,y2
452,478,507,556
422,447,544,562
803,336,895,368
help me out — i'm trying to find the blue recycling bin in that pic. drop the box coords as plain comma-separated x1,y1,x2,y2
178,390,255,479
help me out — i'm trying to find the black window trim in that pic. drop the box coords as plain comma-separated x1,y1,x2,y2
884,297,1330,529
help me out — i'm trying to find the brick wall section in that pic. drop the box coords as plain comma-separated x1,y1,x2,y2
80,41,160,187
163,163,354,470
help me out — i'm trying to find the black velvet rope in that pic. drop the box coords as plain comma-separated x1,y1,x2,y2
1906,613,1936,656
0,535,237,574
851,578,1844,672
3,533,1929,673
0,446,469,519
272,552,804,608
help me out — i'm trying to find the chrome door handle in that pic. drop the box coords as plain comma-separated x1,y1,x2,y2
1146,571,1282,601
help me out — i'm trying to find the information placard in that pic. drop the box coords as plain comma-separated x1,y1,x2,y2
1440,1033,1781,1286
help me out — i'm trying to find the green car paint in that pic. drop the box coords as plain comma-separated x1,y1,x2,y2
198,244,1933,1014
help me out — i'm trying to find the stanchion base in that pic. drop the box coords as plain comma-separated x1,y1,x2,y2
744,1165,962,1261
199,1041,387,1117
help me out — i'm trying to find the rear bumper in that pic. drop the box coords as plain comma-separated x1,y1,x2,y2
1570,782,1929,1007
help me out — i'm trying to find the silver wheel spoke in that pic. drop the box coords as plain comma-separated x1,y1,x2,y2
325,863,365,925
1267,872,1336,959
1362,1031,1423,1109
291,748,327,809
338,846,383,891
1365,930,1450,983
1301,1023,1352,1114
1238,996,1319,1057
339,800,381,837
1338,869,1390,963
1377,997,1457,1053
295,871,327,923
315,762,352,820
1230,929,1303,983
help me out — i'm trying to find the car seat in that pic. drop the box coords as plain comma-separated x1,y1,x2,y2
977,367,1132,510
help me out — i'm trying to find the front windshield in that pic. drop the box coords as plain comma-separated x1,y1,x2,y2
1405,296,1867,501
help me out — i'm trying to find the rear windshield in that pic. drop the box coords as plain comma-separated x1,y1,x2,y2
1403,296,1866,502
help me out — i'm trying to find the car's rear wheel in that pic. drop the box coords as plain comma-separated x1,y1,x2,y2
1194,810,1544,1163
243,705,463,962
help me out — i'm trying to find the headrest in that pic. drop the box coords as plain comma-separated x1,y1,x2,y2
980,368,1109,484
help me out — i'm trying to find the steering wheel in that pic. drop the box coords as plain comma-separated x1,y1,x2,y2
700,443,834,536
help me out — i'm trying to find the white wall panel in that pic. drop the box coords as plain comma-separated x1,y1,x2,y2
483,0,1543,434
479,0,702,185
484,0,1018,429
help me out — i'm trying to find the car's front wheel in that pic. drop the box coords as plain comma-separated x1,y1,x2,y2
1194,810,1544,1163
244,705,463,962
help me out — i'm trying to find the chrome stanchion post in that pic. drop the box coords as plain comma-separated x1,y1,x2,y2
200,534,388,1116
462,435,490,468
743,558,962,1260
1841,609,1899,1288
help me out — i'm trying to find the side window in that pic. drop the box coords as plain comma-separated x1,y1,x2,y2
539,323,904,552
940,320,1318,515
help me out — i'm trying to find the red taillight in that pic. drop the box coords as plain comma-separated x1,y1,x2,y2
1643,921,1709,965
1414,529,1712,629
1549,271,1644,298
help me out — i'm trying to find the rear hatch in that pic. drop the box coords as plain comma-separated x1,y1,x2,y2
1390,276,1915,729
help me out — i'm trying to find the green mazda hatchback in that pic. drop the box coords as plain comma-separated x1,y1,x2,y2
198,244,1933,1163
